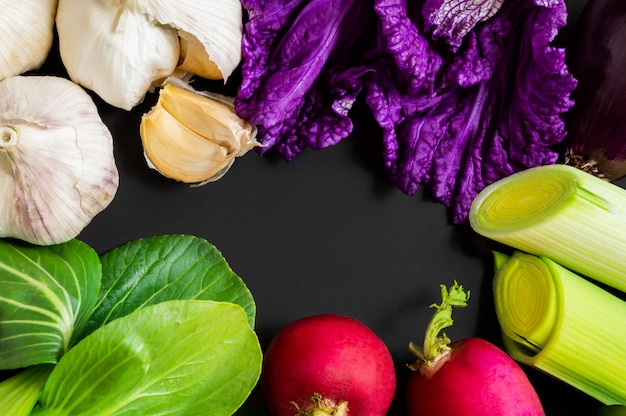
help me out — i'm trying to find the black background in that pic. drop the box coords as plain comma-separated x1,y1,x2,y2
36,0,614,414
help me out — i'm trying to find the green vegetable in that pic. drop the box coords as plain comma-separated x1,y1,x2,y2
0,365,53,416
32,300,261,416
492,251,626,405
596,405,626,416
0,239,100,369
78,234,256,341
0,234,261,415
469,163,626,293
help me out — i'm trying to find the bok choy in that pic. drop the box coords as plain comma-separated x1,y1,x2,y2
492,251,626,405
0,234,262,415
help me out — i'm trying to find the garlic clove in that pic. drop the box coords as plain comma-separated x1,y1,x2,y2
56,0,180,111
140,78,259,185
133,0,243,81
177,31,223,80
0,75,119,246
0,0,57,81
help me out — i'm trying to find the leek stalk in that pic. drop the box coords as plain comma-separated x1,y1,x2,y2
469,164,626,292
493,251,626,405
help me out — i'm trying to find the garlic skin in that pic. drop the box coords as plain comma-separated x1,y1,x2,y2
0,0,57,81
0,76,119,246
56,0,180,111
141,78,259,185
177,31,223,80
56,0,243,111
139,0,243,80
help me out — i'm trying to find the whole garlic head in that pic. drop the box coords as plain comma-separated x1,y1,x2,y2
0,75,119,246
0,0,57,81
56,0,243,111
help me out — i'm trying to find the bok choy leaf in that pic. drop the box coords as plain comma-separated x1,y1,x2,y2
0,239,100,369
77,234,256,342
0,365,54,416
32,300,262,416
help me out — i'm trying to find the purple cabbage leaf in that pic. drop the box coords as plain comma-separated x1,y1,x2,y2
365,0,576,223
235,0,376,161
235,0,576,223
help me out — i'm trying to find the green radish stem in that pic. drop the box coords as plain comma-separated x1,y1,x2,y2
408,281,470,376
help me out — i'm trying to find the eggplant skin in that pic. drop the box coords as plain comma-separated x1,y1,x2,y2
565,0,626,180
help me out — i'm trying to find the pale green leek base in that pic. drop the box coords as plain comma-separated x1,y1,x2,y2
494,251,626,405
470,164,626,293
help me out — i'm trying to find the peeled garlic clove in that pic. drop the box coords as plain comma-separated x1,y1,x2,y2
177,31,223,80
0,0,57,81
134,0,243,81
0,75,119,246
141,78,259,184
56,0,180,111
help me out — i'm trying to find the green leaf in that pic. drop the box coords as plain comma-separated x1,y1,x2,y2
33,300,263,416
0,239,101,369
0,365,53,416
77,235,255,341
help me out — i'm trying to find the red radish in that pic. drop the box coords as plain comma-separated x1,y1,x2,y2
260,314,396,416
405,282,545,416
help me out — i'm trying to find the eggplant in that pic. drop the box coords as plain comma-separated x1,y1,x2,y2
564,0,626,180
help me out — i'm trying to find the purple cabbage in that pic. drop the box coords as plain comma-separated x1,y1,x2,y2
235,0,375,160
367,0,577,222
235,0,576,223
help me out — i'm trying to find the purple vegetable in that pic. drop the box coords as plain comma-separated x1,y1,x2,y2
564,0,626,180
235,0,375,161
235,0,576,223
365,0,576,223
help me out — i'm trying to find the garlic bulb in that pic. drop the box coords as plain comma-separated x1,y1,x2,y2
56,0,180,111
141,78,259,185
0,0,57,81
0,76,119,246
56,0,243,111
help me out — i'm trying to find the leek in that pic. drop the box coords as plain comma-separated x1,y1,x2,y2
493,251,626,405
469,164,626,292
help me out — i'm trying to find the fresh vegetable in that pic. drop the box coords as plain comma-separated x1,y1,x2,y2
235,0,374,160
56,0,243,110
33,300,259,416
492,251,626,405
0,0,56,81
0,238,101,368
365,0,575,224
405,281,544,416
141,78,260,185
0,75,118,246
0,366,53,416
468,163,626,293
235,0,576,223
260,314,396,416
564,0,626,180
0,234,262,415
596,405,626,416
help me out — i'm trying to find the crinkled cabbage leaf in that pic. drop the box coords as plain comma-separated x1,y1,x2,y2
235,0,375,160
366,0,576,223
236,0,576,223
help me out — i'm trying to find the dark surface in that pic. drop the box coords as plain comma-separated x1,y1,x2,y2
38,0,611,414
